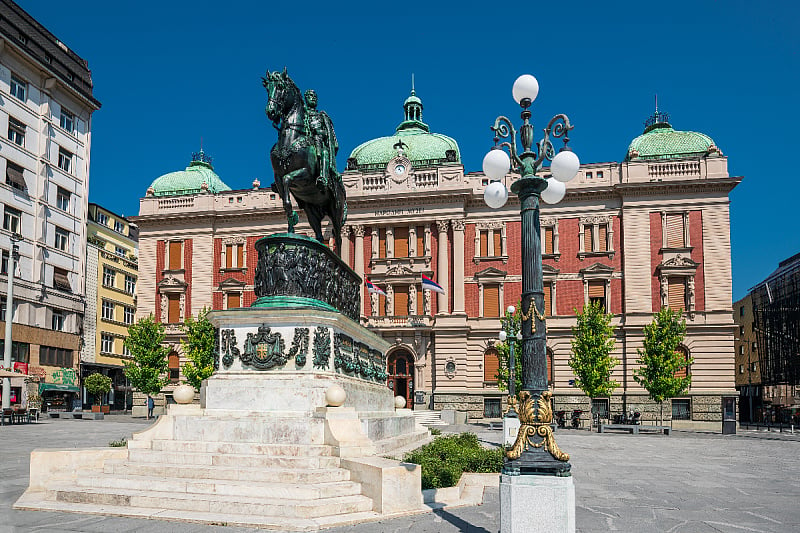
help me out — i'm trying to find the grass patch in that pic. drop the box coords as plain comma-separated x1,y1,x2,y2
403,432,503,489
108,437,127,447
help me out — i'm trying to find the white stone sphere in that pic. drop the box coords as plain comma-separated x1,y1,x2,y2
325,385,346,407
484,181,509,209
394,395,407,409
173,384,195,404
550,150,580,183
541,178,566,204
482,149,511,181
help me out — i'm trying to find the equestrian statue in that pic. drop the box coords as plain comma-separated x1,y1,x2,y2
263,68,347,255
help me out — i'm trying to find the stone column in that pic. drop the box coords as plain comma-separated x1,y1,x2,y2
386,227,394,259
436,220,449,314
354,225,365,316
341,226,351,265
409,226,417,256
452,219,466,314
371,227,378,260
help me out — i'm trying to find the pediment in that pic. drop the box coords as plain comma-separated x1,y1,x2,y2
219,277,247,290
659,254,699,269
157,275,187,289
579,262,614,275
475,266,507,278
542,264,560,274
386,265,415,277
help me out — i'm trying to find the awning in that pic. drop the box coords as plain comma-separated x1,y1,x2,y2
39,383,80,393
6,162,25,190
53,269,71,292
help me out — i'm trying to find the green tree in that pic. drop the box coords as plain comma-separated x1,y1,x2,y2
568,301,619,424
123,315,170,397
181,308,216,390
633,307,691,426
83,372,112,406
495,306,523,395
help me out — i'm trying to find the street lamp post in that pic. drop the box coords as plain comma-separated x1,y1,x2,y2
2,234,21,410
483,75,580,477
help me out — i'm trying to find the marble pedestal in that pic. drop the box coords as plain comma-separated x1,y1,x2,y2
500,474,575,533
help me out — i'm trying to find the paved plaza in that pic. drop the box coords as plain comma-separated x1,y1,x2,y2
1,416,798,532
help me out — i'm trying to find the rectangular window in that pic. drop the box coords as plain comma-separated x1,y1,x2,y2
56,187,70,211
672,399,691,420
0,297,6,321
739,364,744,374
123,306,135,325
543,227,554,255
394,227,409,258
51,309,65,331
114,220,124,233
739,325,745,337
53,267,71,291
103,266,115,287
598,224,608,252
480,230,488,257
493,231,502,257
1,250,8,275
584,226,593,252
393,285,409,317
237,243,244,268
115,246,126,257
224,243,244,269
97,212,108,226
544,283,552,316
101,334,114,354
0,340,29,363
596,171,604,180
226,292,241,309
10,74,26,101
483,398,502,418
40,345,73,367
168,241,182,270
378,229,386,258
7,116,25,146
58,147,73,173
591,398,609,420
3,206,21,233
54,227,69,251
588,281,606,309
59,108,74,133
125,274,136,294
751,362,757,371
169,352,180,382
585,172,593,180
6,161,26,191
122,343,131,357
417,285,424,315
416,226,425,256
666,213,685,248
668,278,686,311
377,294,386,317
739,345,744,355
484,349,500,383
483,284,500,318
102,300,115,321
167,294,181,323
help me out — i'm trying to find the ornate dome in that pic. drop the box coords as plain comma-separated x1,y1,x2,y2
626,111,721,161
148,151,232,197
347,89,461,172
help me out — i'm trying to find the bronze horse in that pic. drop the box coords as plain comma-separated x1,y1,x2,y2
263,69,346,254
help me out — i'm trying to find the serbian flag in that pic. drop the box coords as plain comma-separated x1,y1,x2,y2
365,278,386,296
422,274,445,294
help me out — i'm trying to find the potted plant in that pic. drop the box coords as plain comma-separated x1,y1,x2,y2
84,373,112,413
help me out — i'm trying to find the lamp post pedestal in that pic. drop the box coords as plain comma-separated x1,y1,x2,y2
500,474,575,533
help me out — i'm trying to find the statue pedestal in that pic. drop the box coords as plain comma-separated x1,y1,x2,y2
500,474,575,533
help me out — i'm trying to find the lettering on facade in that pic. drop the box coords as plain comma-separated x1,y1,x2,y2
373,207,424,217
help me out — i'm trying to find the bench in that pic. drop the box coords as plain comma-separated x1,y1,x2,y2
638,425,671,435
599,423,671,435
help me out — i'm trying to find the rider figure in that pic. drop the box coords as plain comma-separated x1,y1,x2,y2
304,89,340,189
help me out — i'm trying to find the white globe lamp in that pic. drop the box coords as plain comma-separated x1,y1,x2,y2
507,305,516,315
550,149,580,183
483,149,511,180
499,330,508,342
541,178,566,204
512,74,539,105
484,180,509,209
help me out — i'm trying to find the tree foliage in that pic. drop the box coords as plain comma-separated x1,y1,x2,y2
123,314,170,396
83,372,112,405
181,307,216,390
568,301,619,398
495,306,523,394
633,307,691,415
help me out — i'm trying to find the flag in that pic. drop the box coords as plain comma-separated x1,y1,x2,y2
422,274,445,294
365,278,386,296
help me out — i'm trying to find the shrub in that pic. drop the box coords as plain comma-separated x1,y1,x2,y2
403,432,503,489
108,437,127,447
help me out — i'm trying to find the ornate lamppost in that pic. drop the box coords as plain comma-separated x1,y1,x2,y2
483,75,580,477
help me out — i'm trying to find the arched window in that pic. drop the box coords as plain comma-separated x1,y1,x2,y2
168,351,180,382
674,346,690,380
484,348,500,384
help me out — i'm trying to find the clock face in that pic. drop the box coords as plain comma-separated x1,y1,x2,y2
394,164,406,175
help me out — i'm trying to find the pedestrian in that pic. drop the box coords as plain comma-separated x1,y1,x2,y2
147,395,155,420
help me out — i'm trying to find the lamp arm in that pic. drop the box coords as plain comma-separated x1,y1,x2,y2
491,116,524,169
532,113,574,171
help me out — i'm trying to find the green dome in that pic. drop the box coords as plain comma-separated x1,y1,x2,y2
626,114,719,161
148,151,232,197
348,89,461,171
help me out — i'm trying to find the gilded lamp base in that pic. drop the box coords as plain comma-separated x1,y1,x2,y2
504,390,571,476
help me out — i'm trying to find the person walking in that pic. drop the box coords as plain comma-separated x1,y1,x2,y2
147,395,155,420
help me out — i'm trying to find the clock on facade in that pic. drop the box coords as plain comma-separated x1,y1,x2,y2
394,164,406,175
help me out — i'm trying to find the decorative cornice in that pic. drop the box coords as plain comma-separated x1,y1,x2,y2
436,219,450,233
475,220,504,230
580,215,611,225
451,219,466,231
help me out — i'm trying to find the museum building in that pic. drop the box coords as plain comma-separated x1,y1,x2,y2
134,90,738,428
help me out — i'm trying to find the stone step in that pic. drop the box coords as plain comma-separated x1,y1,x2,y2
127,448,339,469
412,411,448,427
149,439,333,456
103,461,351,484
52,485,374,519
169,415,325,444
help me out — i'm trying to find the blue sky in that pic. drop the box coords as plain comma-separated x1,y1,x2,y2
17,0,800,300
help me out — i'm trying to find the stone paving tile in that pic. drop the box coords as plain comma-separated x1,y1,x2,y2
1,417,799,532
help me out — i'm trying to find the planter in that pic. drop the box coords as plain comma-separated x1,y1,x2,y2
173,384,196,404
91,405,101,413
101,405,110,414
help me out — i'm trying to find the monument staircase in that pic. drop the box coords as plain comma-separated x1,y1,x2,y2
413,409,448,428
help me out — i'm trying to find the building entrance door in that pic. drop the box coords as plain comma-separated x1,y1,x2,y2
387,350,413,408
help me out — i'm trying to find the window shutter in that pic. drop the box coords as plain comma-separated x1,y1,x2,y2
674,347,689,379
168,294,181,323
417,286,424,315
480,230,488,257
544,227,554,255
53,267,71,292
225,244,233,269
544,283,552,316
416,227,425,256
379,229,386,258
668,278,686,311
584,226,593,252
484,350,500,382
666,214,684,248
483,285,500,317
378,294,386,316
394,286,409,317
5,162,25,189
588,281,605,298
394,227,409,258
168,242,182,269
493,231,502,257
237,244,244,268
599,225,608,252
226,292,241,309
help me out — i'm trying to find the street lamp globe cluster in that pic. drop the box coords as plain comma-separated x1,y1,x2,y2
483,74,579,476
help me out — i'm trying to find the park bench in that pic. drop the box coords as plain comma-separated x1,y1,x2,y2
599,423,671,435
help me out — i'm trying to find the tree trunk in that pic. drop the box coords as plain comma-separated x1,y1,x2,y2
659,402,664,427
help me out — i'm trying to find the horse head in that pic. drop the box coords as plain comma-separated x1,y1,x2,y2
263,67,295,124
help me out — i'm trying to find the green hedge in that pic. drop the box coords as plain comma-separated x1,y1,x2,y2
403,432,503,489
